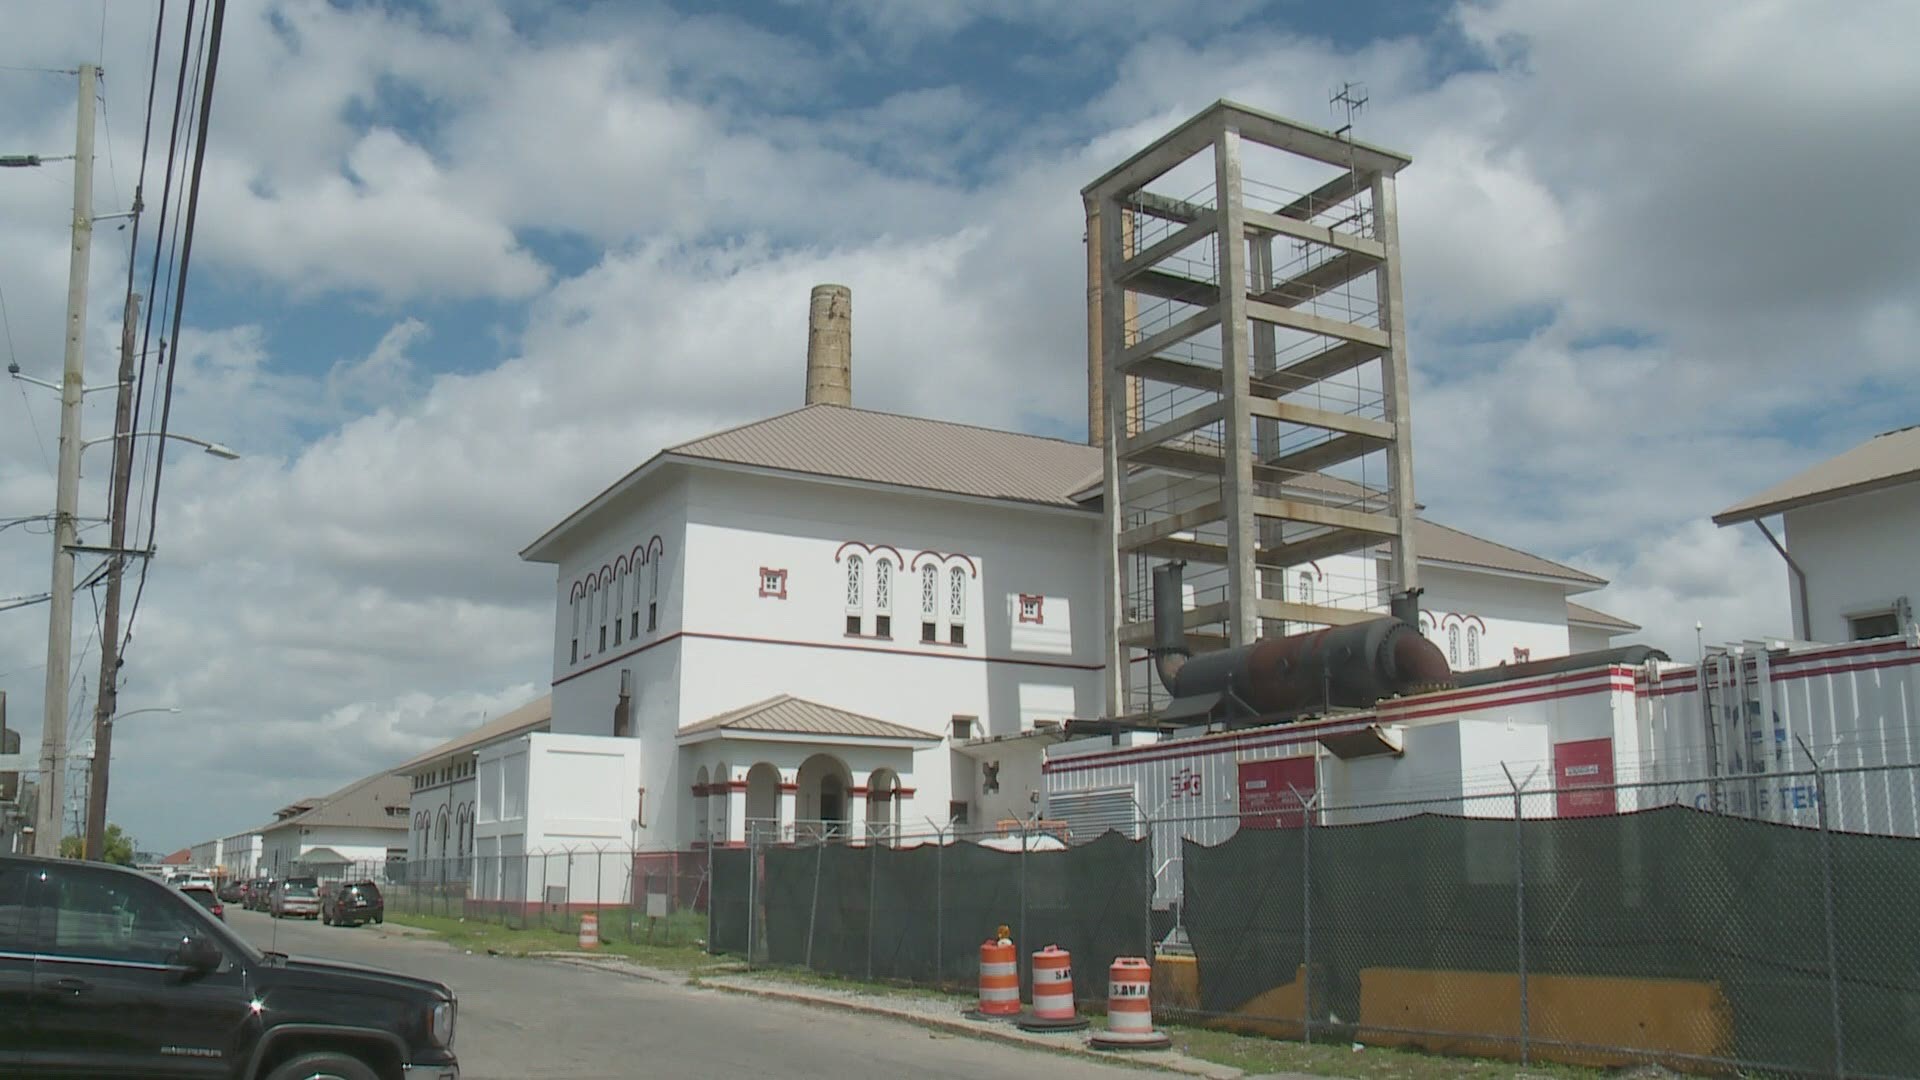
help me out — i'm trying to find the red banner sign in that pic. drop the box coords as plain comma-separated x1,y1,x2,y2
1553,737,1616,818
1238,757,1316,829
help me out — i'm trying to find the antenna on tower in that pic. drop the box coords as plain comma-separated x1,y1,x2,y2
1330,81,1368,139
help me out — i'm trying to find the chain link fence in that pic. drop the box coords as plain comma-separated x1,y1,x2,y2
360,848,709,947
710,823,1155,1003
1172,760,1920,1075
709,759,1920,1075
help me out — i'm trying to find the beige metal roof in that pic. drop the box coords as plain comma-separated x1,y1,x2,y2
1566,600,1639,631
1416,519,1606,588
394,695,552,775
668,405,1104,510
1713,425,1920,525
262,772,410,835
678,694,940,743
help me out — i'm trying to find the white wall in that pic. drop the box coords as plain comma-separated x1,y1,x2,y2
671,470,1106,837
1785,484,1920,643
1417,564,1577,671
474,733,642,904
217,833,261,879
1569,624,1619,654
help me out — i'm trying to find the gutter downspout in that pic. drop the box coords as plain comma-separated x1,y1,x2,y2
1752,519,1811,640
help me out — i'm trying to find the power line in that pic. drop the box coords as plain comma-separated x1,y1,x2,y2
125,0,226,648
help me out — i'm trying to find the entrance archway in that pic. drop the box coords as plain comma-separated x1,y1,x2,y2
796,753,854,840
745,763,780,843
867,767,902,840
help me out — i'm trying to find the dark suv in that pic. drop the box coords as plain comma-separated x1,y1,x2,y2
321,880,385,927
0,854,458,1078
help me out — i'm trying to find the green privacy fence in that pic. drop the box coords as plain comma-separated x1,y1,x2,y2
710,831,1152,1001
1181,800,1920,1076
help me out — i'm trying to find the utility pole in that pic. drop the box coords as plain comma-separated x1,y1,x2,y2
33,63,96,858
84,290,139,860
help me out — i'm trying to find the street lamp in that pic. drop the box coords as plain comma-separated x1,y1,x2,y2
80,430,240,461
109,706,181,729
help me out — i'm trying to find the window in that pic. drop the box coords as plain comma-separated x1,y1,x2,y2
1447,624,1461,667
1466,625,1481,667
570,594,581,664
921,565,938,617
613,574,625,646
875,559,892,614
759,568,788,599
845,555,864,635
42,866,204,965
1298,572,1315,607
922,621,938,643
949,566,966,644
949,801,971,826
1850,612,1900,640
1018,594,1044,624
597,579,609,652
951,716,975,741
0,862,30,949
845,555,864,609
647,557,660,632
876,615,892,638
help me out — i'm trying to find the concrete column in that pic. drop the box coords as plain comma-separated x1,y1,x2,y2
849,787,868,842
726,778,747,845
778,772,799,843
1372,172,1420,597
893,788,914,836
1214,126,1260,648
1098,192,1130,715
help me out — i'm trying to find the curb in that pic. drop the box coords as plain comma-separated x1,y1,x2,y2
699,979,1240,1079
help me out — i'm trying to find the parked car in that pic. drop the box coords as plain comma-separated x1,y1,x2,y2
247,876,274,910
0,852,458,1077
179,882,225,921
320,879,385,927
269,878,321,920
217,879,246,904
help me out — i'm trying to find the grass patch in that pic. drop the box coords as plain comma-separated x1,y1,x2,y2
1156,1024,1603,1080
384,909,715,971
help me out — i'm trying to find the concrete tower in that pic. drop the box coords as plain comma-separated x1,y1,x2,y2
1084,101,1422,714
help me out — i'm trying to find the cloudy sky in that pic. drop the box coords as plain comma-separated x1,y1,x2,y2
2,1,1914,852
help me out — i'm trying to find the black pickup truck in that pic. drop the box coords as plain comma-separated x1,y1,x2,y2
0,853,458,1079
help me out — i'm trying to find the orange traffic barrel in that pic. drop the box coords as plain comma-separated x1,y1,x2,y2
1017,945,1089,1031
1090,956,1170,1049
578,912,600,950
967,933,1021,1019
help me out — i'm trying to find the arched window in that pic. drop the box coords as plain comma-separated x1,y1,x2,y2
597,576,609,652
1447,624,1461,667
1466,625,1481,667
613,572,625,646
921,565,938,642
1298,571,1315,607
845,554,864,635
948,566,967,645
647,555,660,632
570,592,582,664
874,559,893,638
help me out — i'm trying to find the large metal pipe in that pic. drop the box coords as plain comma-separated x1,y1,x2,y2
1451,645,1671,689
1150,561,1451,715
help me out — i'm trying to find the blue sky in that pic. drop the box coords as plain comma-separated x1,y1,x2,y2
2,0,1915,850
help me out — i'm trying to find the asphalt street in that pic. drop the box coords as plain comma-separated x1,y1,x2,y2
226,909,1162,1079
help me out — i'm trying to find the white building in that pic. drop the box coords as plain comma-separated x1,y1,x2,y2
397,694,551,877
506,387,1632,852
218,829,263,881
258,772,410,880
1715,424,1919,643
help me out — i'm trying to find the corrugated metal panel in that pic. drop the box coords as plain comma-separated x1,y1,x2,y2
1047,788,1140,844
670,406,1105,509
679,694,939,741
1635,638,1920,835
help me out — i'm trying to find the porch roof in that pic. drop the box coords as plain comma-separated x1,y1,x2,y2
677,695,941,748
